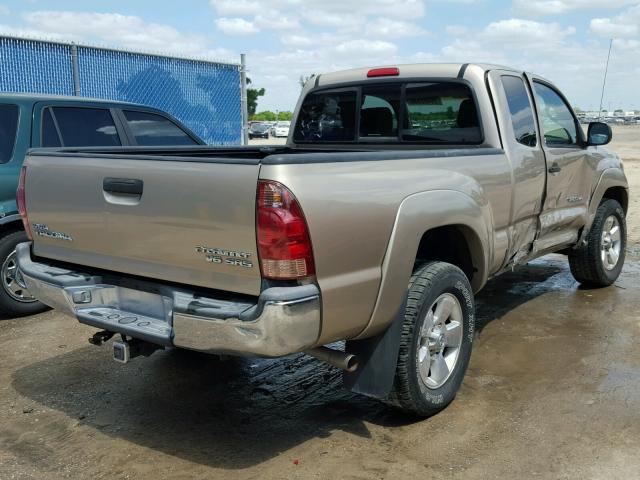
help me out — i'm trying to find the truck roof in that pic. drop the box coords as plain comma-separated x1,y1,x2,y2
314,63,521,88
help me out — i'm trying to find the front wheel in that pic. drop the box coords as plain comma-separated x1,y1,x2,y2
0,230,47,318
569,199,626,287
385,261,474,417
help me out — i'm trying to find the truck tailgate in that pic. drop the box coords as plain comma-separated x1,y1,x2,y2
24,153,262,296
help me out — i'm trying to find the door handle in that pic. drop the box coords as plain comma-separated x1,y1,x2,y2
548,163,562,174
103,178,143,195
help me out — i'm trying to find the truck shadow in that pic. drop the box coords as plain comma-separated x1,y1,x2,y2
11,255,573,470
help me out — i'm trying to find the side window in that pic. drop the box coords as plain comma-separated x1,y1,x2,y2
533,82,578,146
123,110,197,146
0,105,19,163
360,85,400,138
52,107,121,147
41,108,61,147
501,76,537,147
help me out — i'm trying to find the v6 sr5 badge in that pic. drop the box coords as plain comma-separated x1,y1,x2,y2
195,245,253,268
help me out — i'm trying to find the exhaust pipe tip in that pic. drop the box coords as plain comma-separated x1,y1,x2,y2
305,346,359,372
343,354,359,373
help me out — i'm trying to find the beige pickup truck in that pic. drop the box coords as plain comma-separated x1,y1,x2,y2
16,64,628,416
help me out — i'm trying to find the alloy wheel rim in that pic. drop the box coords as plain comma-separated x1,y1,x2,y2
1,250,37,303
600,215,622,271
417,293,463,389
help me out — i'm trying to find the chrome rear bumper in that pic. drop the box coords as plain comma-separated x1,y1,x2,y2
16,242,321,357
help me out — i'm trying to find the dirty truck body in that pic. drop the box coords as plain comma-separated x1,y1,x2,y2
17,64,628,416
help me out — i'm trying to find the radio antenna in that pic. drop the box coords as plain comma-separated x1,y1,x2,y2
598,39,613,120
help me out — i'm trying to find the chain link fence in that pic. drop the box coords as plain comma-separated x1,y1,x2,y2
0,35,242,145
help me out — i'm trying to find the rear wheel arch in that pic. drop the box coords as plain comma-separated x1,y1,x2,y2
355,190,490,340
414,224,485,291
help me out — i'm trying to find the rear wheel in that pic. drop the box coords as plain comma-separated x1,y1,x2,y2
0,230,47,318
385,261,474,417
569,199,626,287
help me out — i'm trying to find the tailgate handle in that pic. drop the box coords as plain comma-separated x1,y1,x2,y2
103,178,143,195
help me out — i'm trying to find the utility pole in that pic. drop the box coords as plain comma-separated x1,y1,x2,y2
240,53,249,145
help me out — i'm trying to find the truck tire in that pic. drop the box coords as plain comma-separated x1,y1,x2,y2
385,261,474,417
0,230,47,318
569,199,626,287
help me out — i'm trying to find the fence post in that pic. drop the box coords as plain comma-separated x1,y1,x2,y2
70,43,81,96
240,53,249,145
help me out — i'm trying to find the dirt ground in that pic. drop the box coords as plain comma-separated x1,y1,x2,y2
1,127,639,480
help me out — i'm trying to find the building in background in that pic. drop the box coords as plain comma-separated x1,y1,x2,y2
0,35,242,145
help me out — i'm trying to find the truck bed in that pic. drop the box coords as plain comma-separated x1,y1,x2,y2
24,145,503,298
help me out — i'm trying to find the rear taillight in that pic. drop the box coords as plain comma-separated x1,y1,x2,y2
257,180,315,280
17,167,31,240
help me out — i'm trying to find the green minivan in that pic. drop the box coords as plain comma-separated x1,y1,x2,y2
0,93,204,316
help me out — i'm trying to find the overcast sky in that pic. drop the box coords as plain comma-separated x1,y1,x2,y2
0,0,638,112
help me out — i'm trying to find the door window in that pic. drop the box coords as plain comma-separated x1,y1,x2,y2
123,110,197,146
51,107,121,146
0,105,19,163
501,76,537,147
533,82,578,146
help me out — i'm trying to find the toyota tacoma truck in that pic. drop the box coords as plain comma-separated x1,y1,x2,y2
0,93,203,317
16,64,628,416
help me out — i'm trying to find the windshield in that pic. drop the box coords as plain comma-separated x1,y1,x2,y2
251,123,269,132
293,81,482,144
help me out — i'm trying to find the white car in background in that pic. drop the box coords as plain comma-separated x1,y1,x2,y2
273,121,291,137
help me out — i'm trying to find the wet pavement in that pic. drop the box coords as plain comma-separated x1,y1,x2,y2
1,254,639,479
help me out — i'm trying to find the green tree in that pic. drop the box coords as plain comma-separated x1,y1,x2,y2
250,111,294,121
250,111,276,121
246,78,265,117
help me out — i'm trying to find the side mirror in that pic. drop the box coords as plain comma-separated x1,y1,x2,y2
587,121,612,146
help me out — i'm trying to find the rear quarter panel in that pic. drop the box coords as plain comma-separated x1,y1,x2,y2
261,150,511,343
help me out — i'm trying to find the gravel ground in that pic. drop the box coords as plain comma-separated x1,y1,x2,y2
0,127,638,480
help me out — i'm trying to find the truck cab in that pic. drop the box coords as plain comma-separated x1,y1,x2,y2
0,94,203,316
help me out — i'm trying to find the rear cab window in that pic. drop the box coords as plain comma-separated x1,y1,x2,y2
293,81,482,145
43,107,121,147
123,110,197,146
0,104,19,163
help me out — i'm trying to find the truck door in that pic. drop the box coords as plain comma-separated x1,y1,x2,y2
526,75,591,253
486,70,546,269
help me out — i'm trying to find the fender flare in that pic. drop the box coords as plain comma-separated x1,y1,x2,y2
580,167,628,243
357,189,491,340
344,189,492,399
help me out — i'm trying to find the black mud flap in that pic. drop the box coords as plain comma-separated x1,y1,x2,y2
342,301,406,399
